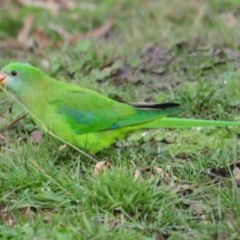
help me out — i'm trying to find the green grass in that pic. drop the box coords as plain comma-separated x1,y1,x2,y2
1,0,240,239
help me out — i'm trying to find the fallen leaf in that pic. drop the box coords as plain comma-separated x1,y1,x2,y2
17,15,34,46
95,217,123,230
0,203,15,228
134,169,143,181
183,200,208,221
30,130,43,144
23,207,35,219
94,161,111,176
220,12,237,27
190,202,207,216
0,0,7,9
233,167,240,179
0,134,5,141
155,231,167,240
203,160,240,183
233,167,240,185
134,166,177,183
0,39,25,50
17,0,75,14
33,28,50,50
5,215,14,228
154,167,172,179
174,182,195,196
68,16,115,43
58,144,67,151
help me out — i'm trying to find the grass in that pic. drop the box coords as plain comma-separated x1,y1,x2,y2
1,0,240,239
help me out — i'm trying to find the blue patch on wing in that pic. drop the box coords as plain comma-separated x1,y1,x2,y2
108,123,119,129
57,105,94,124
56,105,120,133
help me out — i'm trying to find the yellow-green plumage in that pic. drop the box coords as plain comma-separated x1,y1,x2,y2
0,62,240,153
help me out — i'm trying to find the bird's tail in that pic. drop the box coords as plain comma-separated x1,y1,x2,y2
137,117,240,129
76,117,240,154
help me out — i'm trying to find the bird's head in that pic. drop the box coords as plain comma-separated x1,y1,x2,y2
0,62,43,94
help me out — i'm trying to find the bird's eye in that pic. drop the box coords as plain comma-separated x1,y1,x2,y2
11,71,17,76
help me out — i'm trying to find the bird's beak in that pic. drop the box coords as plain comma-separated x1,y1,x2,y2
0,73,6,85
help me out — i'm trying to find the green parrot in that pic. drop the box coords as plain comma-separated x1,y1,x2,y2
0,62,239,153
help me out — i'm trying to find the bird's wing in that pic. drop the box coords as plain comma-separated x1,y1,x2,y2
49,88,181,134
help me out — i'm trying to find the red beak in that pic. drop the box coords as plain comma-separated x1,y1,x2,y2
0,73,6,85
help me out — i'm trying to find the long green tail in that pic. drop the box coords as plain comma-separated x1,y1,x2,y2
141,117,240,128
68,117,240,154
